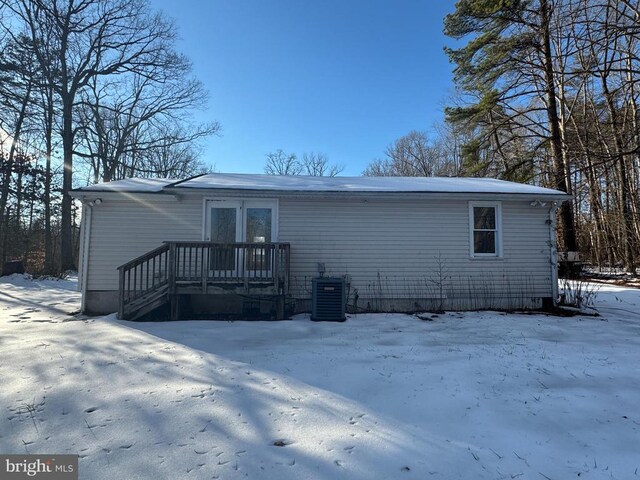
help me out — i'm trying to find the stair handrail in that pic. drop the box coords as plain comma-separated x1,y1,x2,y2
117,243,171,319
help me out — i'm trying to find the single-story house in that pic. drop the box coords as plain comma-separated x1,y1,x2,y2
71,173,570,319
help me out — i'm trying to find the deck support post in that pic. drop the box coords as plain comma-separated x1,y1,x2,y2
276,294,285,320
201,246,207,294
118,268,125,320
168,243,176,294
170,295,180,321
168,243,179,320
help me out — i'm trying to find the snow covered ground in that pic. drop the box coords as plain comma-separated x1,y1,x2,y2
1,275,639,479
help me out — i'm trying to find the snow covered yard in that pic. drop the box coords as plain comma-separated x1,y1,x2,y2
1,275,639,479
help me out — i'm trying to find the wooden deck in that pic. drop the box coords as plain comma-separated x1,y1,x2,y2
117,242,290,320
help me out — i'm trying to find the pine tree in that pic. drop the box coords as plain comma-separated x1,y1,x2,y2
444,0,578,251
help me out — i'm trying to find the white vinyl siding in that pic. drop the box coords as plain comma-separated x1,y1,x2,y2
86,195,202,290
83,193,554,311
278,197,552,308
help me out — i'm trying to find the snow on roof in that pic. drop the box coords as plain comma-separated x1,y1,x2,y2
73,178,176,193
169,173,568,196
72,173,569,197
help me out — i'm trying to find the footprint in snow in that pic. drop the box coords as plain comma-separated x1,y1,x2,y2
273,439,293,447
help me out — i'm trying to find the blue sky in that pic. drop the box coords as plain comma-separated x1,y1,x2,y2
150,0,458,175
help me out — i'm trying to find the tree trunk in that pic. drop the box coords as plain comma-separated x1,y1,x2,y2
60,94,75,271
43,90,54,274
0,81,32,232
601,72,636,272
626,43,640,267
540,0,577,252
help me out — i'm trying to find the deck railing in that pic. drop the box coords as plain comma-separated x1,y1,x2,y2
172,242,290,284
117,241,290,319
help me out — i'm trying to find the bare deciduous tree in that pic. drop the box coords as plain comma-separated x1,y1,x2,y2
0,0,218,273
264,149,344,176
264,150,302,175
363,130,461,177
76,60,219,182
5,0,209,270
300,152,343,177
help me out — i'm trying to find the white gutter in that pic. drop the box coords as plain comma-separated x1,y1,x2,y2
78,202,92,312
549,202,559,304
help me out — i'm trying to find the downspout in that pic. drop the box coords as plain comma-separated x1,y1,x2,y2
549,202,559,305
78,201,92,313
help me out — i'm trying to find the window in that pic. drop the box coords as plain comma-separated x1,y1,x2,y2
469,202,502,257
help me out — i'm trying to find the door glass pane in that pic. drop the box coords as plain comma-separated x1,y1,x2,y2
210,208,237,272
210,208,237,242
246,208,272,273
246,208,272,243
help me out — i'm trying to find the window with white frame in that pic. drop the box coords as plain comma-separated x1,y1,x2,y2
469,202,502,257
